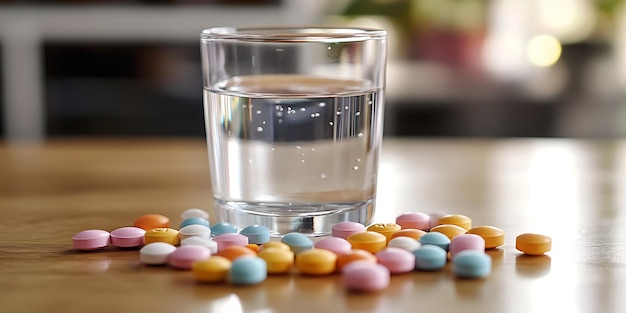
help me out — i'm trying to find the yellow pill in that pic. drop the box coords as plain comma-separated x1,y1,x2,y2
516,233,551,256
437,214,472,231
259,241,291,252
366,223,401,243
258,247,295,274
346,231,387,253
144,228,180,245
295,248,337,275
391,229,427,241
429,224,467,240
192,256,232,283
467,226,505,249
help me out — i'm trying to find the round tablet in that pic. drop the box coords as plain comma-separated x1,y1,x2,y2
180,217,210,229
391,229,427,241
259,241,291,252
215,245,257,261
228,256,267,285
452,250,491,278
295,248,337,275
140,242,177,265
387,236,421,252
342,261,390,292
516,233,552,256
240,225,271,245
72,229,110,251
134,214,170,230
396,212,430,230
110,226,145,248
192,256,231,283
314,237,352,256
346,231,387,253
258,247,295,274
246,244,260,253
376,247,416,274
366,223,401,243
168,245,211,270
437,214,472,231
211,222,238,236
337,249,378,272
144,228,180,246
449,234,485,258
428,213,445,230
181,208,210,220
179,224,211,240
213,233,249,252
429,224,467,240
332,222,366,239
467,226,505,249
413,245,447,271
281,233,314,255
180,236,218,254
418,232,451,251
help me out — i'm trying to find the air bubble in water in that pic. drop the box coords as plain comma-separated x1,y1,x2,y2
257,127,263,132
310,113,315,118
276,112,283,117
352,166,359,170
262,121,266,125
355,112,361,116
300,160,306,164
242,104,247,108
278,119,283,124
300,107,306,112
357,133,364,138
256,110,262,115
356,158,361,163
296,146,301,149
318,102,326,107
329,121,334,126
320,173,327,179
336,111,342,115
345,106,349,110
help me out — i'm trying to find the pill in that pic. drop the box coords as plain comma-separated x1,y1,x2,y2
428,213,445,230
179,224,212,240
181,208,210,220
259,241,291,252
391,229,427,241
366,223,402,243
314,237,352,256
144,228,180,246
429,224,467,240
180,236,218,254
110,226,146,248
140,242,177,265
240,225,271,245
418,232,451,251
516,233,552,256
211,222,238,236
72,229,110,251
180,217,210,229
452,250,492,278
281,233,314,255
466,226,504,249
228,256,267,285
337,249,378,271
215,245,257,261
449,234,485,258
295,248,337,275
258,247,295,274
332,222,366,239
213,233,249,252
168,245,211,270
246,244,260,253
387,236,421,252
437,214,472,231
346,231,387,253
342,261,390,292
413,245,447,271
396,212,430,230
134,214,170,230
376,247,416,274
192,256,232,283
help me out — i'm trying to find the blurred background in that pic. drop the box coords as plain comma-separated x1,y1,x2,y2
1,0,626,141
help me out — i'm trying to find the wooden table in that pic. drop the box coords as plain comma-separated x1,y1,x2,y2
1,138,625,313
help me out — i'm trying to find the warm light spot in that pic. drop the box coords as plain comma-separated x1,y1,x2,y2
526,34,562,67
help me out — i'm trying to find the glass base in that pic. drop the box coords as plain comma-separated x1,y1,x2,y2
214,199,374,237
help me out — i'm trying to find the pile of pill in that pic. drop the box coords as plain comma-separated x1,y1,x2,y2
72,209,552,292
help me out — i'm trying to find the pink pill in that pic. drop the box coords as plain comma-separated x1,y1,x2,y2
72,229,110,251
343,260,390,292
332,222,366,239
168,245,211,269
449,234,485,258
213,233,249,252
375,247,416,274
110,227,146,248
396,212,430,231
314,237,352,255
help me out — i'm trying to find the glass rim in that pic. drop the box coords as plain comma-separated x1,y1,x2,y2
201,26,387,43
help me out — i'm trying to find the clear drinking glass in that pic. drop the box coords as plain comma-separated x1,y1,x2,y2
201,26,387,236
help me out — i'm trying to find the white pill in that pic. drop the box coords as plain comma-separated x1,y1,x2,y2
387,236,421,252
179,224,211,240
181,208,210,220
140,242,177,265
180,236,218,254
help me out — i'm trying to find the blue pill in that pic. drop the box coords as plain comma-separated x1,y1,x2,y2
180,217,210,229
452,250,492,278
240,225,271,245
419,232,451,251
281,232,313,254
413,245,448,271
229,256,267,285
211,222,238,236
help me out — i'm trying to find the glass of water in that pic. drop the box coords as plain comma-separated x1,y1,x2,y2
201,26,387,236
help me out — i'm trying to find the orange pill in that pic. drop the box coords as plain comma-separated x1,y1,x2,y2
366,223,401,243
336,249,377,271
516,233,551,256
246,244,260,253
467,226,505,249
430,224,467,240
215,245,257,261
391,229,427,241
346,231,387,253
437,214,472,231
134,214,170,230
